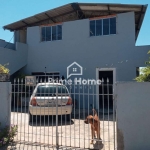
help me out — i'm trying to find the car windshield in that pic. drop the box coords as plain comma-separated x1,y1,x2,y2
35,85,69,96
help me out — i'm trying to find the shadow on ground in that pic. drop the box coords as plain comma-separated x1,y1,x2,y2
92,139,104,150
29,115,74,126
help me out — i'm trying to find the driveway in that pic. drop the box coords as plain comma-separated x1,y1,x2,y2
9,110,116,150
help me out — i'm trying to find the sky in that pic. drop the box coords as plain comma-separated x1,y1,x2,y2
0,0,150,46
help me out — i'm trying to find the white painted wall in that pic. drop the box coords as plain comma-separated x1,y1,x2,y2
0,82,11,128
0,39,15,50
23,12,150,82
116,82,150,150
0,42,28,75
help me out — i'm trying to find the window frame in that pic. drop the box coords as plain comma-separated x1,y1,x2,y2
89,16,116,37
109,17,116,35
41,24,62,42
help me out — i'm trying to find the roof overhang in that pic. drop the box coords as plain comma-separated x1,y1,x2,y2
3,2,148,41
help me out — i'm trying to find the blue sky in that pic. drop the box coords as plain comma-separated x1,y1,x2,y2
0,0,150,46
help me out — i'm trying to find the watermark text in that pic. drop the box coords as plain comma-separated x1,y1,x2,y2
48,78,101,85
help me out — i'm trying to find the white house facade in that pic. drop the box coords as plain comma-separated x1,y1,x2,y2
1,3,150,81
0,3,150,109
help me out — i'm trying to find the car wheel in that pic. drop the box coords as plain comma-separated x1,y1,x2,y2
29,112,35,123
66,114,71,121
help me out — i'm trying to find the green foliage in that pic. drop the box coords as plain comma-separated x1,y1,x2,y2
135,67,150,82
0,63,9,74
0,122,18,147
135,50,150,82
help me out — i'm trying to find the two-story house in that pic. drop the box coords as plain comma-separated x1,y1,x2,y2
1,2,150,109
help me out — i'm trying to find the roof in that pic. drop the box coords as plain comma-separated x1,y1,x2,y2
3,2,148,40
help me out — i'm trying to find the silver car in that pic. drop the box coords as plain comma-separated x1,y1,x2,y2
29,83,73,122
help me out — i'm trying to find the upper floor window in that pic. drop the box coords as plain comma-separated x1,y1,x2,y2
90,17,116,37
41,24,62,41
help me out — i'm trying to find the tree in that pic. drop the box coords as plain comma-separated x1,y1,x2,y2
135,51,150,82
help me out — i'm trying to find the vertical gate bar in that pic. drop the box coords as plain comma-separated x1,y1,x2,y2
44,80,46,146
35,84,37,147
73,83,76,148
91,85,94,145
11,80,14,146
64,83,66,147
91,84,94,145
24,79,26,142
27,81,30,145
30,83,33,145
113,83,116,150
35,79,37,149
83,84,85,149
98,81,100,143
60,80,63,147
35,78,38,150
15,79,17,141
52,76,54,146
48,83,50,148
52,80,54,145
64,84,66,147
88,84,90,149
39,79,42,145
92,84,94,113
30,82,34,146
11,82,13,126
10,81,11,130
34,83,36,147
20,79,23,142
107,78,110,150
36,79,39,145
102,78,105,150
98,81,100,144
51,77,53,146
59,84,62,146
11,82,13,147
56,84,59,149
35,79,37,146
65,99,66,147
35,83,38,145
17,78,19,141
31,84,34,145
13,79,16,133
69,85,71,147
79,84,80,148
